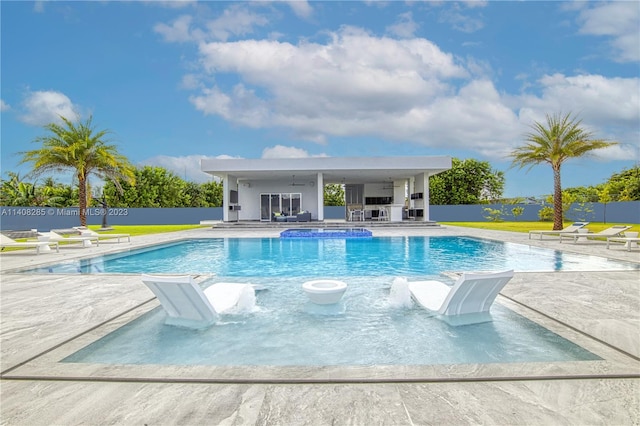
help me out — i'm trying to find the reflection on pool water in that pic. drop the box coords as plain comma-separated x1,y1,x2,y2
23,236,640,275
64,276,601,366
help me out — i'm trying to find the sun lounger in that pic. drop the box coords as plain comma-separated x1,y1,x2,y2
141,274,256,329
407,270,514,325
36,231,99,247
1,234,59,254
559,225,631,244
528,222,589,240
607,236,640,251
73,227,130,243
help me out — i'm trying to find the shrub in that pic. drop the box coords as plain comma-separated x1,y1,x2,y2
511,206,524,221
538,206,553,221
483,207,504,222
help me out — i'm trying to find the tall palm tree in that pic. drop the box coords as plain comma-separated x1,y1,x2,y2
19,115,135,226
510,112,617,230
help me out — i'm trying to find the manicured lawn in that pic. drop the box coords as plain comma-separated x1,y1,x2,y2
0,225,206,252
83,224,205,236
441,221,640,234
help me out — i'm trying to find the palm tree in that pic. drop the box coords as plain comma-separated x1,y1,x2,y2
19,115,135,226
510,112,617,230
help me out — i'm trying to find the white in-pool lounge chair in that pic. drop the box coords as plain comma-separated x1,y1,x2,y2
36,231,99,247
528,222,589,240
73,226,130,243
407,270,514,325
559,225,631,244
141,274,256,329
1,234,59,254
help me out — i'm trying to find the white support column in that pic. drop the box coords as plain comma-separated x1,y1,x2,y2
413,172,428,222
316,172,324,221
221,174,229,222
222,174,229,222
423,173,430,221
409,177,415,209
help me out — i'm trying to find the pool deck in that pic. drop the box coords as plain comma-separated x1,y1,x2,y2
1,225,638,425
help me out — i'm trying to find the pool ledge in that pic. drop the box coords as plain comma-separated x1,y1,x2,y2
2,290,638,384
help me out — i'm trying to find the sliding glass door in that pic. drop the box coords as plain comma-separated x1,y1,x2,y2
260,193,302,221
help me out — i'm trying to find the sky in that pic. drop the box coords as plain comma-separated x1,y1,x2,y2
1,0,639,199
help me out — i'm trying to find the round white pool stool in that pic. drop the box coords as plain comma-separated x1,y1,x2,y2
302,280,347,304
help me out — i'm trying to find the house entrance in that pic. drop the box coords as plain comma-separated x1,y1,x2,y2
260,193,302,221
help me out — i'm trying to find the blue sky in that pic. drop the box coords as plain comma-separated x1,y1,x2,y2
1,0,638,198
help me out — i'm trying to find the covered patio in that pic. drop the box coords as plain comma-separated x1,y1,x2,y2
200,156,452,223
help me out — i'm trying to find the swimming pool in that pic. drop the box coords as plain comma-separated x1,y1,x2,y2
24,236,640,275
51,235,625,366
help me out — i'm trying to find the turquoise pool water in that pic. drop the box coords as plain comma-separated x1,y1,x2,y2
24,236,640,275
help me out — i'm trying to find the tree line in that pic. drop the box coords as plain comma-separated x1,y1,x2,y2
4,162,636,210
3,113,635,228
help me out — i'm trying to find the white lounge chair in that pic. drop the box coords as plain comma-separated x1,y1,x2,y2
73,226,130,243
36,231,99,247
607,236,640,251
528,222,589,240
407,270,514,325
559,225,631,244
1,234,59,254
141,274,256,329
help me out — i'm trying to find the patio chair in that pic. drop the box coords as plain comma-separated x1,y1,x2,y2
528,222,589,240
1,234,59,254
141,274,256,329
36,231,99,247
407,270,514,325
559,225,631,244
374,208,388,221
73,226,130,243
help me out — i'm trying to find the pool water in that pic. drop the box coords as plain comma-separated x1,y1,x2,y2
64,276,601,366
26,236,640,275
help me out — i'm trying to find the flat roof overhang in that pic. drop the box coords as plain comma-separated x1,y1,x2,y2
201,156,452,184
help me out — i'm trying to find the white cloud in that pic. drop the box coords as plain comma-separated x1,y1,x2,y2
261,145,327,159
205,5,269,42
144,0,196,9
576,2,640,62
154,5,269,43
33,1,45,13
461,1,488,9
438,4,485,33
173,14,638,161
191,27,467,141
386,12,418,38
0,99,10,112
511,73,640,160
19,90,79,126
534,74,639,125
180,73,202,90
285,1,313,19
154,15,194,43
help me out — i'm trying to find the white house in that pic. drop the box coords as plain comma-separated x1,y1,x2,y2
200,156,452,223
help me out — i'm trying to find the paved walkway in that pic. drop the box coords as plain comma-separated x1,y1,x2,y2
1,225,638,425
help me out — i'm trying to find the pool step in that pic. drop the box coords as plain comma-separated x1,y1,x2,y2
203,220,442,229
